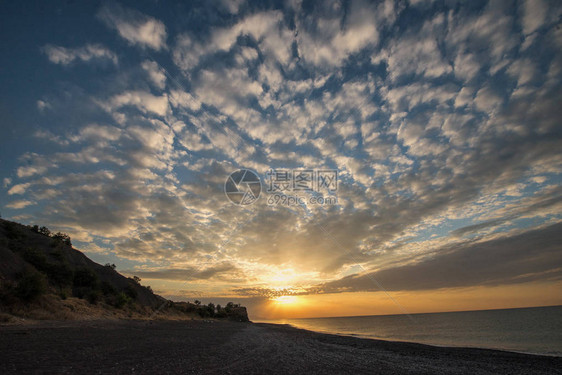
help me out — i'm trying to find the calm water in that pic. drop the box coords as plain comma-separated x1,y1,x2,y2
259,305,562,356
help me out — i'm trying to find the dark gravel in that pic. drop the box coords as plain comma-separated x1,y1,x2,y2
0,319,560,374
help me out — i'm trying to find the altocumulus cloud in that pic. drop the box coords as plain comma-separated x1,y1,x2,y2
97,2,167,51
42,44,118,65
1,0,561,299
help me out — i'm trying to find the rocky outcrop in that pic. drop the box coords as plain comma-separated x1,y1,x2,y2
229,306,250,322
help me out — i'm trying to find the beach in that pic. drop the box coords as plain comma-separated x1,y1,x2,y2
1,320,560,374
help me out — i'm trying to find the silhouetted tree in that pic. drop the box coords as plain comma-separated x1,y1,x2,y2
38,226,51,236
225,301,234,312
215,304,227,318
52,232,71,246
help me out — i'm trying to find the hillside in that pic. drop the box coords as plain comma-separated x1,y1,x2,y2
0,219,248,323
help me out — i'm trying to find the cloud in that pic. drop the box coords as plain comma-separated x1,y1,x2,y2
97,3,167,50
173,10,292,71
218,0,245,14
17,165,48,178
230,286,311,298
296,0,385,68
377,13,452,81
141,60,166,90
36,100,52,112
450,217,513,238
69,124,122,144
5,200,36,209
507,58,536,87
7,183,31,195
520,0,548,35
42,44,117,65
103,91,170,116
474,85,503,113
318,222,562,293
125,263,242,281
446,0,518,75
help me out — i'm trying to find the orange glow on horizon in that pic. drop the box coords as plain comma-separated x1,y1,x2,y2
248,281,562,320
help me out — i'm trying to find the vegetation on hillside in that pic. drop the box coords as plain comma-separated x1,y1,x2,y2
0,219,249,322
169,301,247,321
0,222,143,310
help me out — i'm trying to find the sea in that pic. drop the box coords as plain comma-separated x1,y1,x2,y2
258,305,562,356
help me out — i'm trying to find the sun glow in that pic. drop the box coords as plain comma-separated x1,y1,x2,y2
265,268,301,286
272,295,299,305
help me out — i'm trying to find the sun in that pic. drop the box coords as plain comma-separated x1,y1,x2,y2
272,295,299,305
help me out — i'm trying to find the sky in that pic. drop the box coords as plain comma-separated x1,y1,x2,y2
0,0,561,320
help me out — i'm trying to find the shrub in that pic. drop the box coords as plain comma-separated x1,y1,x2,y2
8,239,24,253
111,292,131,309
22,248,48,272
86,290,101,305
4,222,21,239
215,305,227,318
15,271,46,302
183,303,196,313
0,280,18,305
46,263,74,287
38,226,51,237
197,307,210,318
124,284,138,300
72,286,88,299
73,267,98,288
100,281,116,296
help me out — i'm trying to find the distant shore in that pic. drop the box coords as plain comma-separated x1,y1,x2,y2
1,319,560,374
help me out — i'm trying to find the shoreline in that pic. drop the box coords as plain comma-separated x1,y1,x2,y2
1,319,560,374
256,322,562,358
260,322,562,358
